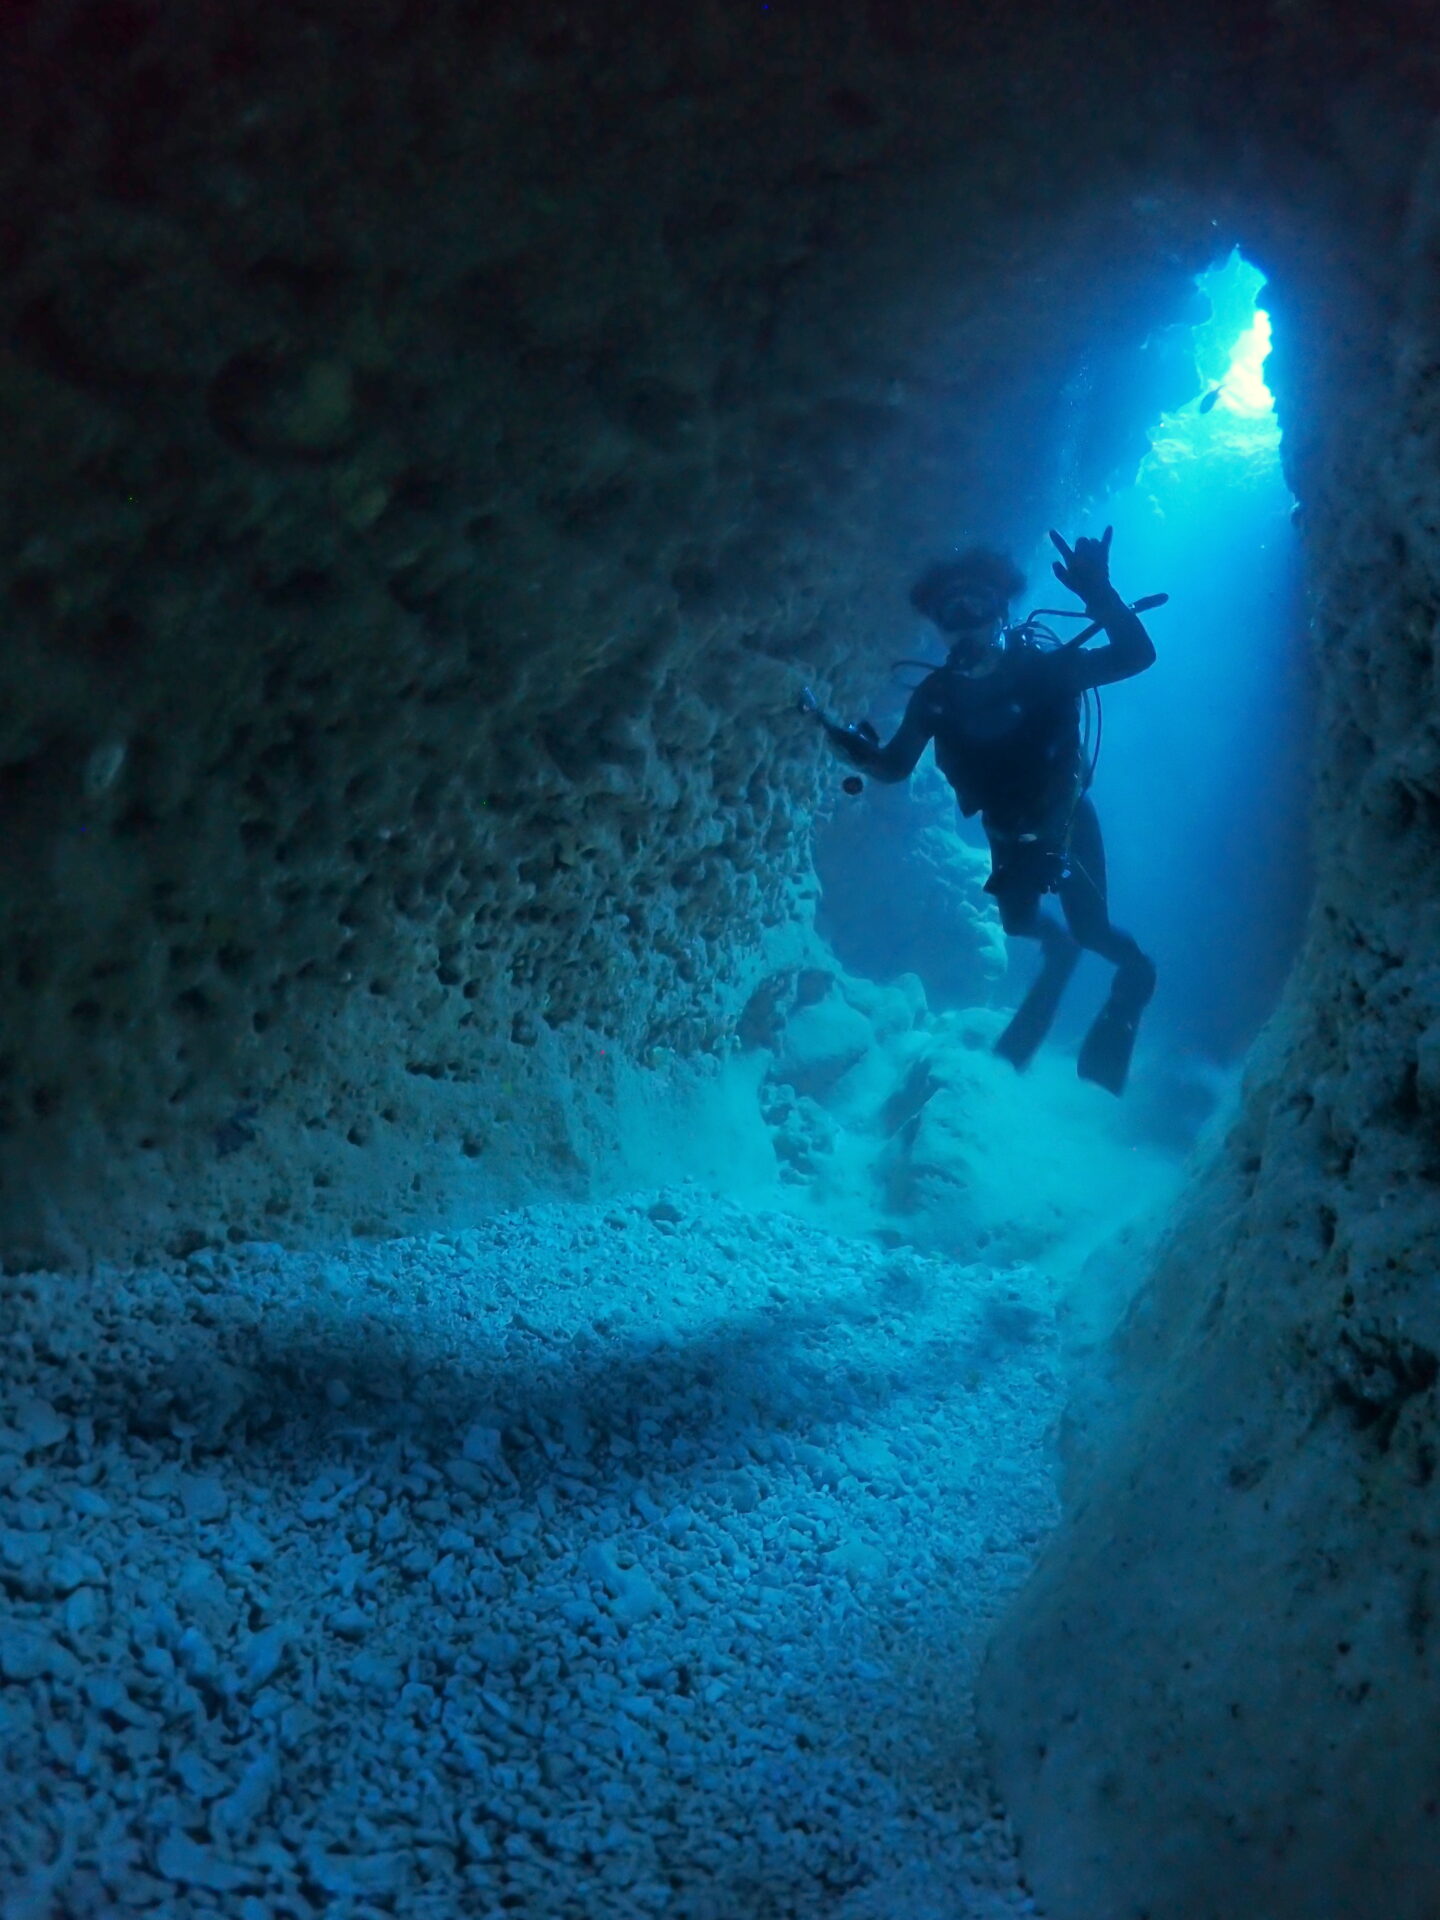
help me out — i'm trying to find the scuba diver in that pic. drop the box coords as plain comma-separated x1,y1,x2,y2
803,529,1158,1095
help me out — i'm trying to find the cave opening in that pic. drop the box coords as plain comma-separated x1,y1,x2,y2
1050,247,1311,1071
808,244,1310,1198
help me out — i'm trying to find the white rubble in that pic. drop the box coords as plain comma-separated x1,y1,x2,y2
1,1190,1062,1918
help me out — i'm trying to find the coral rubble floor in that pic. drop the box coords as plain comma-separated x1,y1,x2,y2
1,1193,1060,1918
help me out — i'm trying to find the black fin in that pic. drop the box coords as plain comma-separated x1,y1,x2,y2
995,938,1081,1072
1076,1003,1140,1096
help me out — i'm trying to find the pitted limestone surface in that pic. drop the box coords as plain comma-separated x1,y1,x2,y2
0,0,1227,1261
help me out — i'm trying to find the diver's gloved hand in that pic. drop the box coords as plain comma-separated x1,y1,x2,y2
1050,525,1120,611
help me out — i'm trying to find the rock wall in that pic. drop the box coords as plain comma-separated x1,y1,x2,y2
8,0,1440,1902
979,17,1440,1918
0,0,1228,1264
815,763,1007,1011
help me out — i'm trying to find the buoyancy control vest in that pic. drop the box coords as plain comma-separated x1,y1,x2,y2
919,632,1084,827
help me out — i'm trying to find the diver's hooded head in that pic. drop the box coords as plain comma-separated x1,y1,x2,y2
910,547,1025,664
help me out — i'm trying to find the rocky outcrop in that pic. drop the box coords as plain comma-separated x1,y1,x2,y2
745,960,1181,1262
815,762,1006,1010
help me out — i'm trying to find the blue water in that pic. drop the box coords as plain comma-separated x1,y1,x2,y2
1023,250,1310,1062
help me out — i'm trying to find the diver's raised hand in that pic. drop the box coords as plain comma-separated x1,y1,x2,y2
1050,526,1117,609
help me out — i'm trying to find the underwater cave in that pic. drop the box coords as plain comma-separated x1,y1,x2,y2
0,3,1437,1916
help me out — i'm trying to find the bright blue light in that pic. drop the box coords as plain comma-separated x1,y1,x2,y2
1050,247,1306,1064
1222,306,1276,414
1145,250,1280,482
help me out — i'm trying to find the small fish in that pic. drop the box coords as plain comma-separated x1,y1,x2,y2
841,775,864,796
1198,385,1224,414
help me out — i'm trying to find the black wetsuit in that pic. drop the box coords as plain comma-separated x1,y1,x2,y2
834,593,1157,1091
